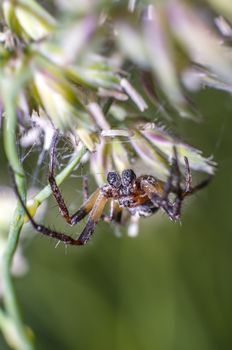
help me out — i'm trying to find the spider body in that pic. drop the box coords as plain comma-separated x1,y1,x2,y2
13,133,211,247
103,171,161,217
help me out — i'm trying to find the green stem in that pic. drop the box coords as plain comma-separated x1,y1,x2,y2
0,67,88,350
0,309,6,327
1,92,34,350
2,204,33,350
2,111,87,349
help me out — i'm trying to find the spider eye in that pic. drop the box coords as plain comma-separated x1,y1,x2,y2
121,169,136,186
107,172,121,188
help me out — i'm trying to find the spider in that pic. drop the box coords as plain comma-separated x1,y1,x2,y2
14,133,211,246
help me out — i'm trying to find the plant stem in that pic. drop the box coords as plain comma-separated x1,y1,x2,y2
1,145,88,350
0,57,88,350
0,309,6,328
2,204,34,350
1,98,87,348
2,89,34,350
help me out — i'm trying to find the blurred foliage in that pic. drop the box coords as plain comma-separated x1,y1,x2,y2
1,0,232,349
1,90,232,350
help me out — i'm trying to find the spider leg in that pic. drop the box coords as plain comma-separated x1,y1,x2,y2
166,154,212,220
12,174,84,245
140,148,184,221
70,188,100,225
140,178,163,208
101,199,114,223
156,146,185,221
184,156,192,193
76,193,108,245
161,147,178,201
155,146,184,221
13,171,108,246
48,132,74,224
170,146,183,220
181,157,212,198
48,133,97,225
83,175,89,202
111,202,123,223
142,183,175,220
102,200,123,223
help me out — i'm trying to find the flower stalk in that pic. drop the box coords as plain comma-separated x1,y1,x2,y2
1,73,34,350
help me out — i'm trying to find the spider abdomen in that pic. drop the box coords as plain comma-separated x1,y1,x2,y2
128,202,159,217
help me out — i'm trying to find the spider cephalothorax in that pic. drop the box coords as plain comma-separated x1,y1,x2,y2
14,134,211,246
104,170,159,214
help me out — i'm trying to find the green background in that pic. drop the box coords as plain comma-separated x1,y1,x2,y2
0,89,232,349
